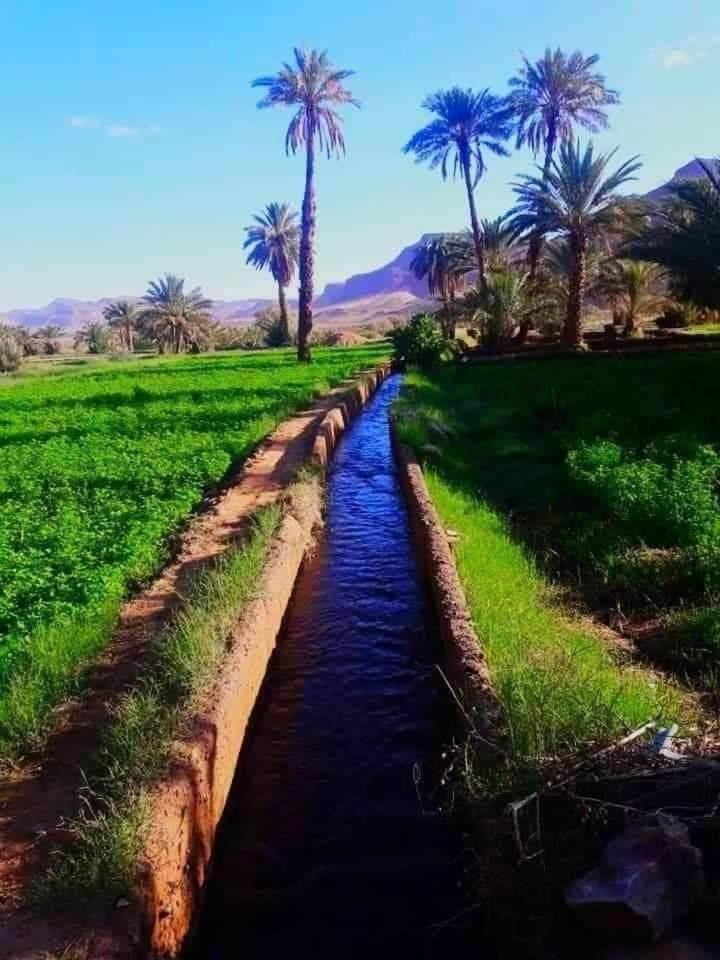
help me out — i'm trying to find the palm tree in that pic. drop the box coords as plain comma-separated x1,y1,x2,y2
36,324,64,340
102,300,139,352
410,234,471,337
508,140,640,348
465,270,547,346
403,88,513,293
623,159,720,310
480,217,517,272
597,259,665,336
36,323,64,355
12,325,40,356
253,48,359,362
244,202,300,345
74,320,110,354
508,48,620,277
140,274,213,354
540,237,605,337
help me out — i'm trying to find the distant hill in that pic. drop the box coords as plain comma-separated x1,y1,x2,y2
316,237,435,306
2,160,712,331
645,158,714,201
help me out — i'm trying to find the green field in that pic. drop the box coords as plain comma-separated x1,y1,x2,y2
0,345,387,755
397,351,720,757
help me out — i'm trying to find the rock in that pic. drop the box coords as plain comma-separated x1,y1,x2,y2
565,822,705,941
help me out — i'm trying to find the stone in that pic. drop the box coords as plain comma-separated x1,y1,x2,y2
565,822,705,941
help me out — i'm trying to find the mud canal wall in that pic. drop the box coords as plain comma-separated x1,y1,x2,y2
390,425,505,759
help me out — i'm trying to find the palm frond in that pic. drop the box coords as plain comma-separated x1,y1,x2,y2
403,87,513,186
252,48,359,158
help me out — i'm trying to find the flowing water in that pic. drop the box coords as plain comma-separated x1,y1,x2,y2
192,375,472,959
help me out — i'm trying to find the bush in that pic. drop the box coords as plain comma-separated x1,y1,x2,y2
253,306,293,348
0,330,22,373
568,437,720,549
388,313,445,368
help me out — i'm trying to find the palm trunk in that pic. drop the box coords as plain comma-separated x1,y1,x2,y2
445,289,457,340
297,130,316,362
461,151,487,294
565,232,587,349
277,281,290,345
528,127,557,280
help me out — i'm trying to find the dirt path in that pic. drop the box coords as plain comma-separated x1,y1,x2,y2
0,372,382,932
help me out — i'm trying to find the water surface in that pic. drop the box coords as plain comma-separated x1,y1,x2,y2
193,375,472,958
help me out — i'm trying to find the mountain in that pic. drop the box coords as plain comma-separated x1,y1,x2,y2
645,157,714,201
2,160,713,331
316,237,434,306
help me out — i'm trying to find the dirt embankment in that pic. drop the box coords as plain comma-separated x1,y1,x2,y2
390,425,505,760
0,365,389,960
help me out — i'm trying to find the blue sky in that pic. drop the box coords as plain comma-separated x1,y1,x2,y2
1,0,719,309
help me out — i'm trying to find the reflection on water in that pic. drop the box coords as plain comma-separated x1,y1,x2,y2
192,375,473,959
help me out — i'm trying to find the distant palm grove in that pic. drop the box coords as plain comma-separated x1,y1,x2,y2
0,45,718,372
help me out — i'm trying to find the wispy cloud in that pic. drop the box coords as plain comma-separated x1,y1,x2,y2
65,116,160,138
656,36,714,68
662,49,696,68
105,124,140,138
68,115,100,129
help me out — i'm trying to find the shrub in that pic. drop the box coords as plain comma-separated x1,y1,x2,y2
0,330,22,373
252,306,294,348
568,437,720,549
212,325,245,351
388,313,445,368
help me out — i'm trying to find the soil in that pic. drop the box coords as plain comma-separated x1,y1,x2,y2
0,368,386,958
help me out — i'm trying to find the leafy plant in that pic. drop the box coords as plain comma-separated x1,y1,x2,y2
410,234,470,337
0,329,22,373
252,305,295,348
596,259,666,336
388,313,445,368
74,321,112,355
569,438,720,545
103,301,140,352
463,270,548,346
0,344,388,758
139,274,214,354
624,158,720,310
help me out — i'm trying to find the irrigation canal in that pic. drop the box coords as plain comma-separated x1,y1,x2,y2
191,374,474,958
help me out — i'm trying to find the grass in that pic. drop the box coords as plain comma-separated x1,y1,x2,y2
395,353,707,759
423,471,679,758
0,344,387,759
38,503,282,903
685,323,720,335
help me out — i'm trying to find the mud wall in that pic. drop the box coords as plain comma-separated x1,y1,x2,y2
390,425,505,760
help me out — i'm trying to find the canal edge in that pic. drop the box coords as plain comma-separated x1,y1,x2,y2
389,419,506,760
